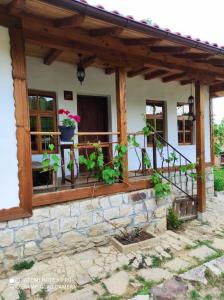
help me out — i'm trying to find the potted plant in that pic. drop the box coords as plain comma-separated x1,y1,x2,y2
58,109,81,142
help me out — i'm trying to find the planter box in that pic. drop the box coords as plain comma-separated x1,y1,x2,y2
110,231,159,253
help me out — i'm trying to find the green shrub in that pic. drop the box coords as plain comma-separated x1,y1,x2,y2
214,168,224,191
13,260,34,271
167,207,181,230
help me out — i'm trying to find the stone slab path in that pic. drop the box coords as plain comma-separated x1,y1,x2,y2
1,194,224,299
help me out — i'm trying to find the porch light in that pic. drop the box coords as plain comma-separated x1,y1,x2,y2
188,83,196,123
77,64,85,85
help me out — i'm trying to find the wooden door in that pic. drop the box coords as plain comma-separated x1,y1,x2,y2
77,95,109,172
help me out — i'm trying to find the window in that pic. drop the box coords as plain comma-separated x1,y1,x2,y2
146,100,166,146
177,103,193,145
28,90,57,153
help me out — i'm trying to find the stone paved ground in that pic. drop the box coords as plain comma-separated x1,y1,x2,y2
1,194,224,299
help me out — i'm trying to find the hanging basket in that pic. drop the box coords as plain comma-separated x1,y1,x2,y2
59,126,75,142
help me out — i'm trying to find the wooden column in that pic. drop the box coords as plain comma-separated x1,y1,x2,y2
195,81,206,213
116,67,128,181
209,97,215,165
10,26,33,215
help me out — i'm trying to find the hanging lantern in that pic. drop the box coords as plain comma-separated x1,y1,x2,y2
188,83,196,123
77,64,85,85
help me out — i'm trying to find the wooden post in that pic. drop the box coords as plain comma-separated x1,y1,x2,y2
116,67,128,181
209,97,215,166
10,26,33,215
195,81,206,213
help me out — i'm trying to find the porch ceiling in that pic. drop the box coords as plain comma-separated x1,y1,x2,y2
2,0,224,89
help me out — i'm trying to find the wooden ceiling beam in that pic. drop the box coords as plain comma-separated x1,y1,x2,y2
105,68,115,75
209,82,224,93
81,55,96,68
173,52,213,60
145,69,169,80
162,72,187,83
123,38,161,46
127,67,151,77
7,0,25,15
44,49,63,65
89,27,123,37
180,79,193,85
150,46,189,54
54,14,85,28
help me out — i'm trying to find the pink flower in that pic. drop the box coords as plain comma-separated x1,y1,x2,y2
58,109,65,114
74,115,81,123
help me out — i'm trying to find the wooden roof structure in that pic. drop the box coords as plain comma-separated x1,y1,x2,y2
1,0,224,94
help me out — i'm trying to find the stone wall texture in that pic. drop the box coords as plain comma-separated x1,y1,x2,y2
0,167,214,276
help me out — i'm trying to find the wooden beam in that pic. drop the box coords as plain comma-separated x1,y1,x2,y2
116,67,128,181
209,82,224,93
127,67,150,78
180,79,193,85
162,72,187,83
174,53,212,60
54,14,85,28
123,38,161,46
81,55,96,68
7,0,25,15
9,26,33,215
195,81,206,213
105,68,115,75
149,46,188,53
145,69,168,80
209,98,215,166
44,49,62,65
89,27,123,37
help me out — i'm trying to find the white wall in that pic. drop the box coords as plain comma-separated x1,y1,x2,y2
0,26,19,209
26,57,211,173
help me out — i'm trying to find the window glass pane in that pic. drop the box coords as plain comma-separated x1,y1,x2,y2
178,132,184,144
183,104,190,116
30,116,38,151
156,119,164,131
155,105,163,115
177,104,184,116
29,95,37,111
146,104,154,115
39,96,54,111
41,117,54,132
178,120,183,131
185,120,192,131
185,132,192,144
147,118,154,129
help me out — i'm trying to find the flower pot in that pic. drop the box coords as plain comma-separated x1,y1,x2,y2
59,126,75,142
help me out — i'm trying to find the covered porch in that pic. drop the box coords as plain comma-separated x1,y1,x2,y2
0,0,220,221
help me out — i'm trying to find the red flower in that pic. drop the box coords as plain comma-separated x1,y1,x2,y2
74,115,81,123
58,109,65,114
64,110,70,115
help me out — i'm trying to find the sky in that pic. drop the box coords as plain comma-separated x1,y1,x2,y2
87,0,224,123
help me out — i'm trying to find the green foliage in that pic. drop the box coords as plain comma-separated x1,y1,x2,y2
214,167,224,191
165,152,178,165
151,172,171,198
143,153,151,169
62,118,76,128
128,135,140,148
18,289,27,300
79,143,127,185
151,255,162,267
13,260,34,271
167,207,181,230
190,290,201,300
41,144,60,172
135,276,155,296
142,119,154,137
214,120,224,156
37,286,48,299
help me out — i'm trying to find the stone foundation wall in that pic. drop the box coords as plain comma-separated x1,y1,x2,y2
0,189,169,276
0,167,214,276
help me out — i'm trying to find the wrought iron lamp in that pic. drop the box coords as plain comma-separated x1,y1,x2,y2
77,54,85,85
188,83,196,123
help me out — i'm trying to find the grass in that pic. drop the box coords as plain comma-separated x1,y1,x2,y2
97,296,121,300
18,289,27,300
150,255,162,267
122,264,133,272
37,287,48,299
93,277,101,283
13,260,34,271
190,290,201,300
135,276,155,296
214,167,224,191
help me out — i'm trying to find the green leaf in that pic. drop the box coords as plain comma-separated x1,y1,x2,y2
48,144,55,151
